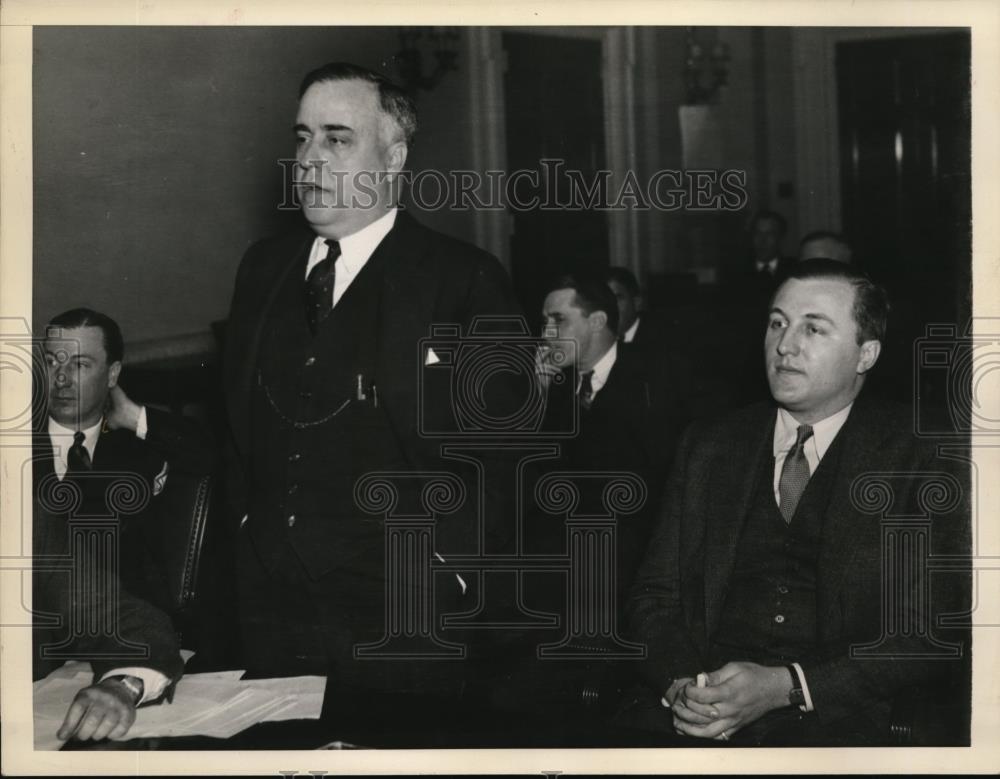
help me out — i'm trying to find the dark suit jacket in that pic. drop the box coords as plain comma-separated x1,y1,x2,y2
222,211,522,549
34,407,215,611
628,394,971,735
530,346,689,597
624,311,669,354
32,499,184,684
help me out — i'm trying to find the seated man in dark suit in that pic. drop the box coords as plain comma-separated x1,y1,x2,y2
33,499,185,744
626,260,970,745
536,273,689,595
39,308,214,612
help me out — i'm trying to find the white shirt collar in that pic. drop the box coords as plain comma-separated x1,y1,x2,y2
773,402,853,462
48,415,103,479
622,317,640,343
580,341,618,397
305,207,397,280
756,256,779,275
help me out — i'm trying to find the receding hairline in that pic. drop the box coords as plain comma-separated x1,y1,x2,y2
299,76,407,146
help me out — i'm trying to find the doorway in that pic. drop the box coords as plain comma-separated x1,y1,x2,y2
502,32,610,326
836,31,971,400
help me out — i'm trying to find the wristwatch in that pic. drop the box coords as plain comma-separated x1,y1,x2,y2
785,665,804,708
105,675,144,705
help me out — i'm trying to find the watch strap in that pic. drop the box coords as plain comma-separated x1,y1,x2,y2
105,674,144,705
784,664,804,707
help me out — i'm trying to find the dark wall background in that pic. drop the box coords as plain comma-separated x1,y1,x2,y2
32,26,478,345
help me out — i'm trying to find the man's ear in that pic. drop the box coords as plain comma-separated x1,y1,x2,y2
385,140,408,175
590,310,608,332
857,340,881,374
108,361,122,388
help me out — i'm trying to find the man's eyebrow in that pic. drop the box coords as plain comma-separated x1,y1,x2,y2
293,123,354,134
803,312,836,325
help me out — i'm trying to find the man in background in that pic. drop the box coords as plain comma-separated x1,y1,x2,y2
798,230,853,264
537,273,687,594
748,210,792,283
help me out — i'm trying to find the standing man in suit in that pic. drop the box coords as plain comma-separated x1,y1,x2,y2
222,62,520,688
39,308,214,611
746,209,793,291
626,260,970,745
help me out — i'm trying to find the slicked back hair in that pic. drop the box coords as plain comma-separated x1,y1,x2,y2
298,62,418,147
549,272,621,335
47,308,124,364
779,259,889,345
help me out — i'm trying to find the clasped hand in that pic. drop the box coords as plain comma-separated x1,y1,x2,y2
664,661,792,740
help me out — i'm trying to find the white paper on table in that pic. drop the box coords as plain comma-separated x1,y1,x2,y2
33,663,325,749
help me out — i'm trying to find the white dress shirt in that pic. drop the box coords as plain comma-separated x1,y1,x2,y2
304,208,397,308
47,410,149,480
771,403,853,507
755,256,779,275
622,318,640,344
579,342,618,399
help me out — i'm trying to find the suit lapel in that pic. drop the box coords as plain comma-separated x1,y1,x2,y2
703,405,775,634
230,229,314,456
816,397,889,601
374,213,437,401
590,350,635,413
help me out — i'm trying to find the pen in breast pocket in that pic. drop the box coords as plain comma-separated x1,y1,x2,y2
356,374,366,401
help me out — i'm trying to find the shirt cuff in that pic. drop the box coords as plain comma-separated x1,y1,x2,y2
135,406,148,440
791,661,814,712
99,667,169,705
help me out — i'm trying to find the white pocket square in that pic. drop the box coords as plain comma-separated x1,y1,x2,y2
425,347,441,366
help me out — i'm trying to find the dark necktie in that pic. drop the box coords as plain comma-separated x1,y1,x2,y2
578,370,595,411
778,424,813,523
305,239,340,333
66,431,92,474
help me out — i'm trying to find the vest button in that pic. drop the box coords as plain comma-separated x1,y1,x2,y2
304,356,317,367
289,453,301,462
287,514,296,527
300,390,312,399
774,614,786,624
288,483,298,495
777,585,789,595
